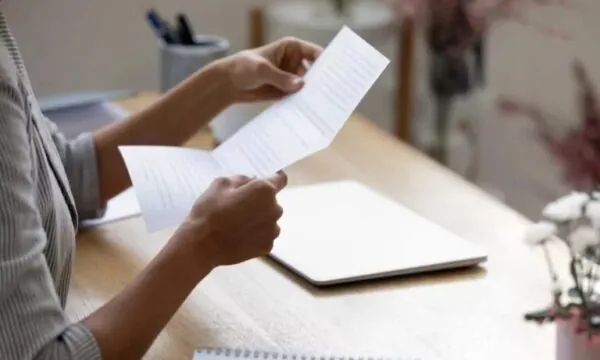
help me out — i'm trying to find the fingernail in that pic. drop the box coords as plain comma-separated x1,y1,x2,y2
289,77,303,88
302,59,312,71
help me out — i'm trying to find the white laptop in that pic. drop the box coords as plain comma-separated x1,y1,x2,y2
270,180,487,286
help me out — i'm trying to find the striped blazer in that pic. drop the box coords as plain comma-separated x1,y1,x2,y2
0,11,105,360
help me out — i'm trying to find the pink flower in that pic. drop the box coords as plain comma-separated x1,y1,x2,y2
498,60,600,191
391,0,572,54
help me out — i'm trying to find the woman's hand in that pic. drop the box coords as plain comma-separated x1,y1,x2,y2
221,37,323,103
172,172,288,271
80,172,287,360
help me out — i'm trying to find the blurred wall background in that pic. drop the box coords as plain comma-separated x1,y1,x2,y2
3,0,277,96
5,0,600,220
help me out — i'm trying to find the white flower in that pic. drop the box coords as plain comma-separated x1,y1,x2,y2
568,225,600,254
524,221,558,246
551,282,563,295
585,200,600,228
542,192,589,222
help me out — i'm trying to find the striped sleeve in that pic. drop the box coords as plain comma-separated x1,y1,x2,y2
41,117,106,221
0,78,101,360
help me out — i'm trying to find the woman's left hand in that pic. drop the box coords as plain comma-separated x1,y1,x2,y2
222,37,323,103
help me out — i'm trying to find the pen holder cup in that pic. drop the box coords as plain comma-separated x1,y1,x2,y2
158,35,230,92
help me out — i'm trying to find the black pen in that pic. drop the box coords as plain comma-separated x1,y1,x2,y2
146,9,176,44
176,13,196,45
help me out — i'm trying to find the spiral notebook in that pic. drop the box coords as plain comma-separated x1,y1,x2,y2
193,348,420,360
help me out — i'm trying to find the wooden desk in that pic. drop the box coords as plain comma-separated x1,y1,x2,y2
67,94,558,359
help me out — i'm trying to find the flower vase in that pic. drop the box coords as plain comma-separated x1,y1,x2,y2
556,320,600,360
424,29,486,167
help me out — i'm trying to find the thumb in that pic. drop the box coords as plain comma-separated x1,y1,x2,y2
266,171,288,192
258,62,304,93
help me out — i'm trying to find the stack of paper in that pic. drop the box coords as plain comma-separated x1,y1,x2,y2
80,188,140,229
119,26,390,232
41,94,142,228
42,91,131,140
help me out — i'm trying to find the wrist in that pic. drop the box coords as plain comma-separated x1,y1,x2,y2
166,221,216,284
170,57,237,116
169,218,220,278
197,57,237,107
210,56,247,104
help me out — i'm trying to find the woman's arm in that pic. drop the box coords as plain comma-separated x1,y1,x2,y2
81,227,215,360
0,78,103,360
80,172,287,360
0,74,283,359
0,69,216,360
41,118,106,220
91,36,322,205
92,59,235,203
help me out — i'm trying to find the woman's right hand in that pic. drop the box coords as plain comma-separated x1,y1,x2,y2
76,172,286,360
173,172,287,270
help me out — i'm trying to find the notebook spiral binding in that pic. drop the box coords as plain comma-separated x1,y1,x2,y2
195,348,416,360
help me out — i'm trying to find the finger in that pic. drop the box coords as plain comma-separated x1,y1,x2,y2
295,60,311,77
296,64,307,77
302,59,312,71
250,202,284,224
264,224,281,251
237,178,278,199
287,38,323,62
257,61,304,93
211,175,254,190
211,177,232,189
302,42,323,62
266,171,288,192
228,175,255,188
251,223,281,254
243,85,288,102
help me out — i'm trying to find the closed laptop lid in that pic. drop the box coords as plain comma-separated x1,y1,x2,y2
270,180,487,286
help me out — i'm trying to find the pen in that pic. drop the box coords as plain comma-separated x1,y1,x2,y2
146,9,176,44
176,13,196,45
